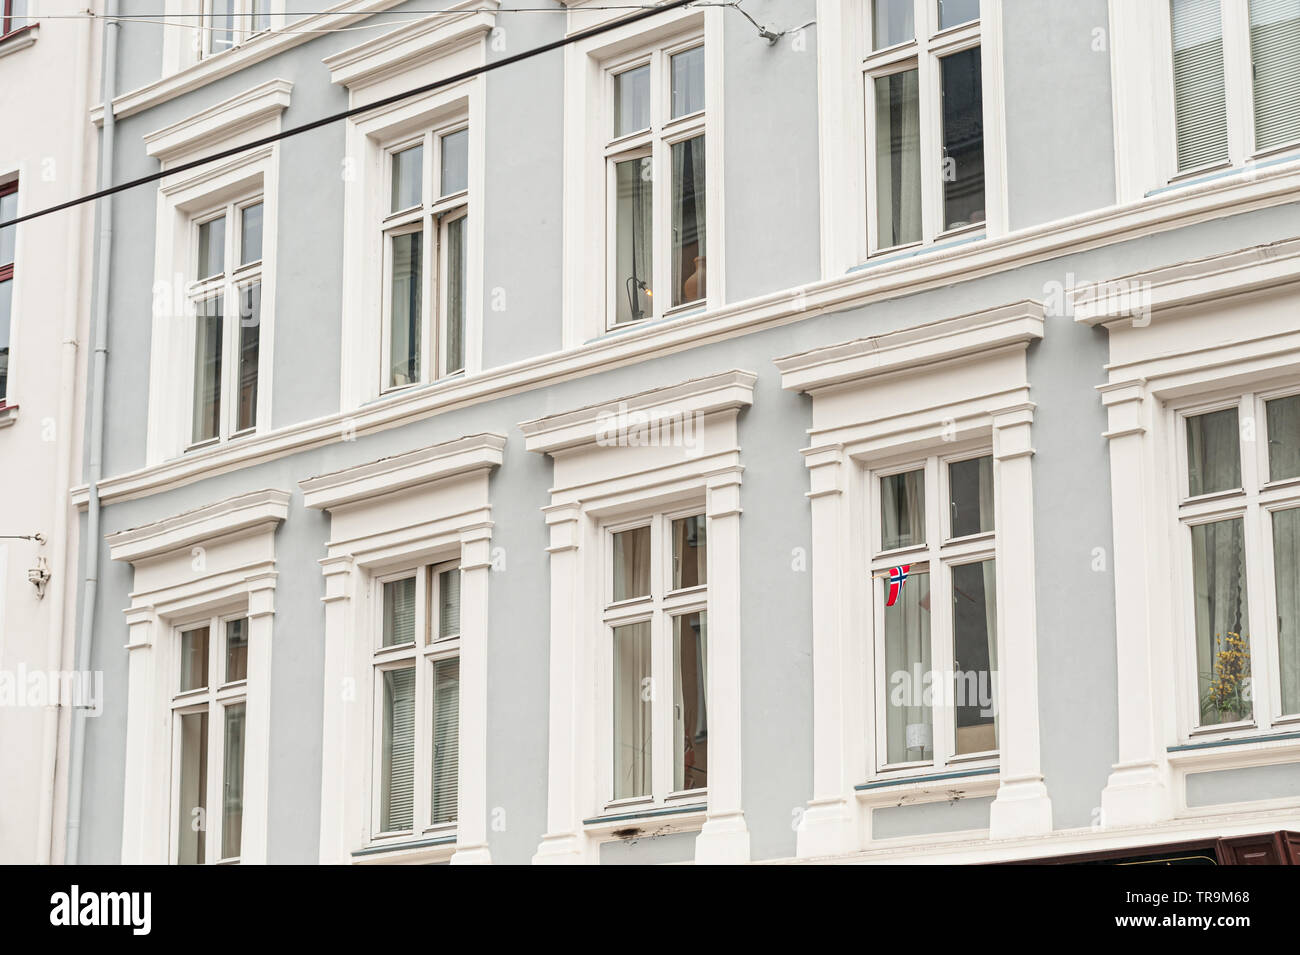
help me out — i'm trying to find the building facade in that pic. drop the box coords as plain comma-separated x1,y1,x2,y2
35,0,1300,863
0,2,100,864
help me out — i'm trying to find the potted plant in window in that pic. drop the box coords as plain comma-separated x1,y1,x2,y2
1200,632,1252,725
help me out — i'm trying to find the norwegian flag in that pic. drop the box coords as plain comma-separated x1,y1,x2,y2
886,565,910,608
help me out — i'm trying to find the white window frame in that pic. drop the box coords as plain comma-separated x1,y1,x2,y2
601,36,709,331
302,433,502,865
185,194,266,449
814,0,1007,277
367,560,462,843
144,78,287,466
866,444,999,778
776,301,1049,857
199,0,275,59
108,488,287,865
561,0,725,347
168,612,249,865
599,508,709,812
161,0,285,75
1169,386,1300,741
862,0,989,255
378,119,471,394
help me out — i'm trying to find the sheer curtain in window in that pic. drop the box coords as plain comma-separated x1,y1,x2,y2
1191,519,1251,725
884,570,932,763
874,70,922,248
1273,508,1300,715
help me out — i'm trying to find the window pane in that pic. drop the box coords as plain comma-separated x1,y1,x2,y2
208,0,236,53
671,515,707,589
949,455,994,537
191,297,223,444
251,0,270,32
236,283,260,433
884,570,932,763
440,129,469,197
224,618,248,683
940,46,985,231
221,702,246,860
391,144,423,213
1248,0,1300,151
1191,519,1252,725
388,230,422,387
1266,394,1300,481
382,576,417,647
0,278,11,404
197,215,225,279
673,611,708,791
180,626,210,692
437,568,461,640
613,621,652,800
1186,407,1241,495
671,136,707,306
938,0,980,29
239,202,263,265
430,658,460,825
380,667,416,831
612,525,651,601
671,46,705,117
1273,508,1300,715
872,0,914,48
0,189,16,266
614,157,654,325
443,214,466,375
614,64,651,136
176,711,208,865
1171,0,1230,171
881,469,925,550
953,560,998,755
874,69,923,248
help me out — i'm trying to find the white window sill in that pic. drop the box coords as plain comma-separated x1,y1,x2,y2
1167,728,1300,769
854,765,1000,808
350,831,457,865
0,24,37,61
581,800,708,837
0,403,18,429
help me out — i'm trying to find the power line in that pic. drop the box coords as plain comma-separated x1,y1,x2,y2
0,0,696,231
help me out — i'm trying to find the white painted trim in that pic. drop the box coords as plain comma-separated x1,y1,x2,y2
525,371,755,864
322,6,497,90
302,432,502,866
143,78,292,165
111,489,287,864
777,300,1051,856
70,156,1300,510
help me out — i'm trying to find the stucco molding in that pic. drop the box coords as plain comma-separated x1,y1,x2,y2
143,78,292,165
323,6,498,91
106,488,290,564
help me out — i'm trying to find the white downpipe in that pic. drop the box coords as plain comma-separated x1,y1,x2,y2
65,0,117,865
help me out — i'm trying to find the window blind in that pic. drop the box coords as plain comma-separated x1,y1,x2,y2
1249,0,1300,151
381,667,416,831
438,568,461,639
383,577,416,647
430,659,460,825
1171,0,1231,171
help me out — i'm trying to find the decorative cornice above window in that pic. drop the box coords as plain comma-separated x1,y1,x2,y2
106,488,290,564
299,433,506,511
518,370,757,456
142,78,292,166
323,5,498,90
774,301,1045,395
1072,237,1300,328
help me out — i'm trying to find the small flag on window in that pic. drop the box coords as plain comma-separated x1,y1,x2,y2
886,565,910,607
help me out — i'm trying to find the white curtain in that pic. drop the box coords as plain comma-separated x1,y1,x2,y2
881,470,925,550
613,622,652,799
874,70,922,248
884,571,932,763
1273,509,1300,715
1191,519,1251,725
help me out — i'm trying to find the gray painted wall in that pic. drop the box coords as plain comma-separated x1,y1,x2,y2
75,0,1300,864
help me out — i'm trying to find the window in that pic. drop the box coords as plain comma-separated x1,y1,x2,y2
381,124,468,391
605,512,709,805
372,561,461,838
606,38,708,328
871,450,998,772
1,0,26,39
1169,0,1300,175
0,180,14,405
1177,389,1300,733
171,616,249,864
201,0,271,57
187,197,264,448
865,0,986,253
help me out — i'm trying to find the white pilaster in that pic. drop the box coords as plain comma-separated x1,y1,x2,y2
317,555,354,865
240,571,277,864
451,523,493,865
120,608,157,865
988,404,1053,838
